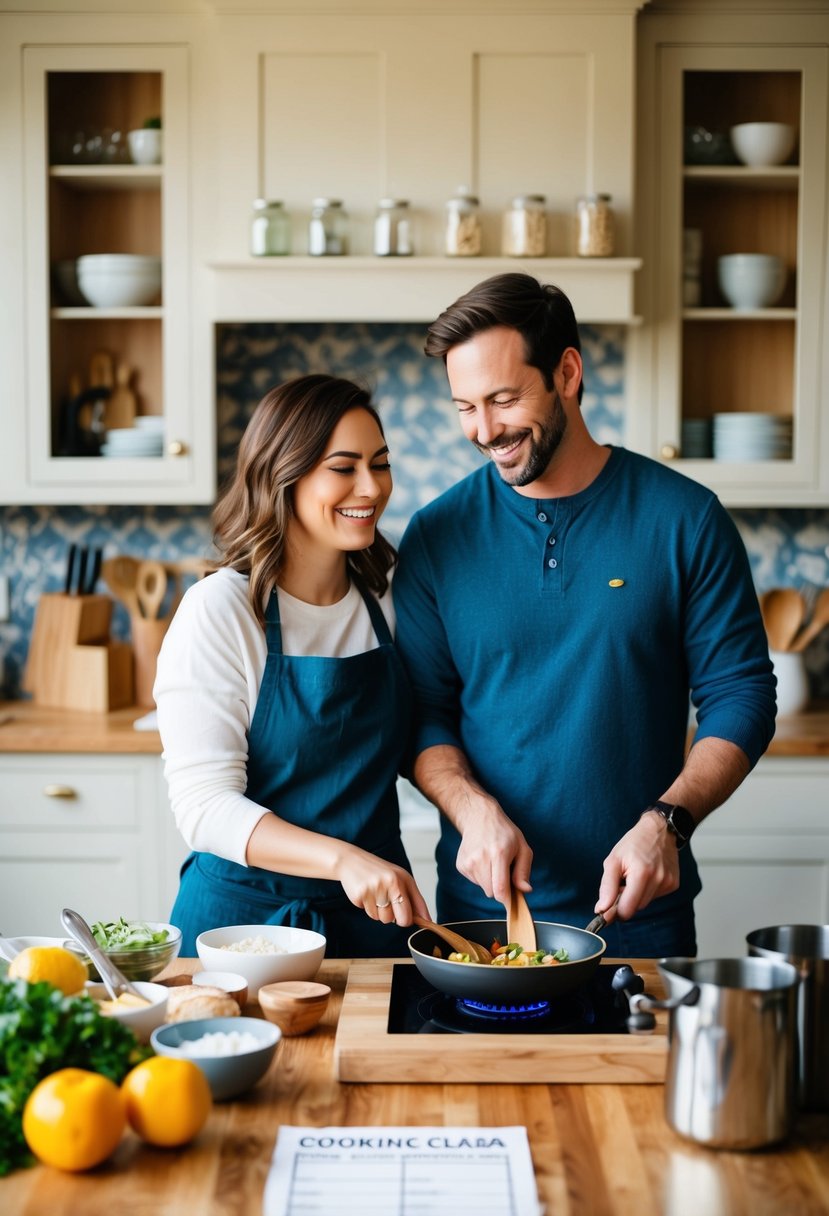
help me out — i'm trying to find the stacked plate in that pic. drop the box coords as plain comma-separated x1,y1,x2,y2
101,418,164,459
712,413,792,461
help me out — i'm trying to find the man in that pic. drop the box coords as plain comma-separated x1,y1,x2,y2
393,273,776,957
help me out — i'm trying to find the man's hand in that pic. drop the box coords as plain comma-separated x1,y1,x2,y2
594,812,680,922
455,796,534,907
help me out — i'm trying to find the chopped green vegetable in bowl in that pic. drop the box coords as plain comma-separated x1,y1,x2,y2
84,919,181,981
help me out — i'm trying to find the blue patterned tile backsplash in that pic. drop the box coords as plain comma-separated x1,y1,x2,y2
2,322,828,699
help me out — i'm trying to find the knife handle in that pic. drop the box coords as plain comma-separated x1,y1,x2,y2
76,546,88,597
64,542,77,595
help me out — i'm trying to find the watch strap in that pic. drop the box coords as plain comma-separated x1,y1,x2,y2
643,800,695,849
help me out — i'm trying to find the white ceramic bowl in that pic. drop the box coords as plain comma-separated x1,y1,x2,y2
127,128,162,166
86,980,169,1043
195,925,326,999
730,122,796,167
151,1016,281,1101
717,254,786,309
76,254,161,308
193,970,249,1009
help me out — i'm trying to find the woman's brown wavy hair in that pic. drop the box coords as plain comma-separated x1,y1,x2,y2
212,374,397,626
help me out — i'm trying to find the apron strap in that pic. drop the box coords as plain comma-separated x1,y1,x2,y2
263,588,284,656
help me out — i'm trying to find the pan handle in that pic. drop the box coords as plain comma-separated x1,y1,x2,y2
585,883,625,935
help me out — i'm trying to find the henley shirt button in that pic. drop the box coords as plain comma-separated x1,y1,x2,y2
537,512,547,522
548,558,557,569
548,536,556,545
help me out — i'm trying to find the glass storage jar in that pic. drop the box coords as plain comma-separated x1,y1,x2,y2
373,199,413,256
308,198,349,256
501,195,547,257
250,198,291,257
445,188,482,257
575,193,615,257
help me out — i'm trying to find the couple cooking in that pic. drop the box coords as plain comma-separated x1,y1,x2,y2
155,273,776,961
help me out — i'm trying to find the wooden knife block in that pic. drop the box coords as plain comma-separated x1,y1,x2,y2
23,593,134,712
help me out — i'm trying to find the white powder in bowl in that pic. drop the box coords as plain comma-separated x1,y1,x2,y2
180,1030,265,1057
219,936,288,955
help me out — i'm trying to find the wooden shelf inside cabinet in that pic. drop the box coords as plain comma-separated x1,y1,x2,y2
683,166,799,192
51,307,163,320
50,165,162,191
683,308,796,321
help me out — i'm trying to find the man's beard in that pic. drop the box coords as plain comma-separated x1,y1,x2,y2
476,390,568,486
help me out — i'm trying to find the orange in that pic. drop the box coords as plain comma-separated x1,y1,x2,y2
22,1068,126,1172
121,1056,212,1147
9,946,88,995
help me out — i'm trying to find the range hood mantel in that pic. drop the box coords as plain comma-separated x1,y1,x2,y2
207,257,642,325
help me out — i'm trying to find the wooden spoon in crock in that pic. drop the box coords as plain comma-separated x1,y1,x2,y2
761,588,805,652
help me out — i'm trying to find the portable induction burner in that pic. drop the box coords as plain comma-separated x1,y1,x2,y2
334,959,669,1084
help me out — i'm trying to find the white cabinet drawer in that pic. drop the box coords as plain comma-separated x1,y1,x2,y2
0,754,153,830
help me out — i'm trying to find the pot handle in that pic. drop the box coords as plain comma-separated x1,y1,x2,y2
630,986,701,1014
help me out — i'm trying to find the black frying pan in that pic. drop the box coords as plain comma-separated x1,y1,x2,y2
408,919,606,1004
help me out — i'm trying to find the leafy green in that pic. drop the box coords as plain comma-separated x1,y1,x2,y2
90,917,169,950
0,977,150,1176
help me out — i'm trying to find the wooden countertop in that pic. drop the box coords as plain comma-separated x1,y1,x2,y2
2,700,829,757
4,958,828,1215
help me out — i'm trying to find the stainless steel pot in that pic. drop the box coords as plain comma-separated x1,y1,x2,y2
631,957,799,1150
747,924,829,1111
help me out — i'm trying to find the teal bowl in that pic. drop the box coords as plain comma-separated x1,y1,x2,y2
150,1016,281,1101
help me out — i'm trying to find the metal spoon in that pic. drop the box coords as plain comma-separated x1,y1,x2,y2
411,915,493,964
61,907,144,1000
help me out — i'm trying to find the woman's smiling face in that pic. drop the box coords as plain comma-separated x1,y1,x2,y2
288,407,392,557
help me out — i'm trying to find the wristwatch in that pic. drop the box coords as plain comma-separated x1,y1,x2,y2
642,800,695,850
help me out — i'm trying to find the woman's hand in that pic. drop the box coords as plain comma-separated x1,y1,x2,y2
334,847,431,927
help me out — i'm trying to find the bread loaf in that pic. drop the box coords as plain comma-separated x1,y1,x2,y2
165,984,240,1023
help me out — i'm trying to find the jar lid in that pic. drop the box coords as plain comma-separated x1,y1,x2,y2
312,197,342,208
580,193,612,202
378,198,409,208
511,194,546,206
253,198,284,209
447,192,479,208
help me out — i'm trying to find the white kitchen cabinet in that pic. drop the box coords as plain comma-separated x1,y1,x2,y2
631,5,829,506
693,757,829,957
0,753,187,936
0,17,214,505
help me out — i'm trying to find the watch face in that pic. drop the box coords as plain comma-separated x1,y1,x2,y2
669,804,695,841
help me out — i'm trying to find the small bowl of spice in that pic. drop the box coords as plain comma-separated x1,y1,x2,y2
151,1016,281,1100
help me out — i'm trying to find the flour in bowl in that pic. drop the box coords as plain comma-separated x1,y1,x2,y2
181,1030,264,1056
220,936,288,955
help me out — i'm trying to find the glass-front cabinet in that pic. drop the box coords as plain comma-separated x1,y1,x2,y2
2,42,210,504
633,33,829,505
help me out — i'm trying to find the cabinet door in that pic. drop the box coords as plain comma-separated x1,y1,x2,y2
3,42,212,505
0,753,174,934
633,41,829,506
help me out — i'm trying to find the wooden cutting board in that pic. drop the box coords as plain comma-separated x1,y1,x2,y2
334,959,668,1084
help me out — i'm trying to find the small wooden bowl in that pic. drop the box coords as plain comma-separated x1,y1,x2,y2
192,970,249,1009
258,980,331,1036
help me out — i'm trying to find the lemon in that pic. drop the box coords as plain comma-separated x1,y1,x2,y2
8,945,88,995
121,1056,212,1147
23,1068,126,1172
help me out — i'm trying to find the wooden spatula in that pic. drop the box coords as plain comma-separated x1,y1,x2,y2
506,884,537,952
411,915,493,964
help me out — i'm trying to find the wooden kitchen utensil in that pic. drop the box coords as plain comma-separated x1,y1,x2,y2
105,361,137,430
506,885,537,952
135,559,167,619
411,915,493,964
101,555,143,618
791,587,829,652
88,349,114,390
131,615,170,707
760,588,805,652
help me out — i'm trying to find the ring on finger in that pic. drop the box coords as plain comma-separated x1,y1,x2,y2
376,900,391,909
393,895,404,904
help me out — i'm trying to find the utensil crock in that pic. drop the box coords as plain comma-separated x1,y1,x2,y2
747,924,829,1111
631,957,799,1149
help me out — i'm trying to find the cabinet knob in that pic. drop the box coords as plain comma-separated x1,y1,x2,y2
43,784,77,799
167,440,188,457
660,443,679,460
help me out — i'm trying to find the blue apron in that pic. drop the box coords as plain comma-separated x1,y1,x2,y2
171,580,414,958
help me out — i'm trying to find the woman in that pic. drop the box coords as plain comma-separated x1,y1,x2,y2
155,374,429,956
